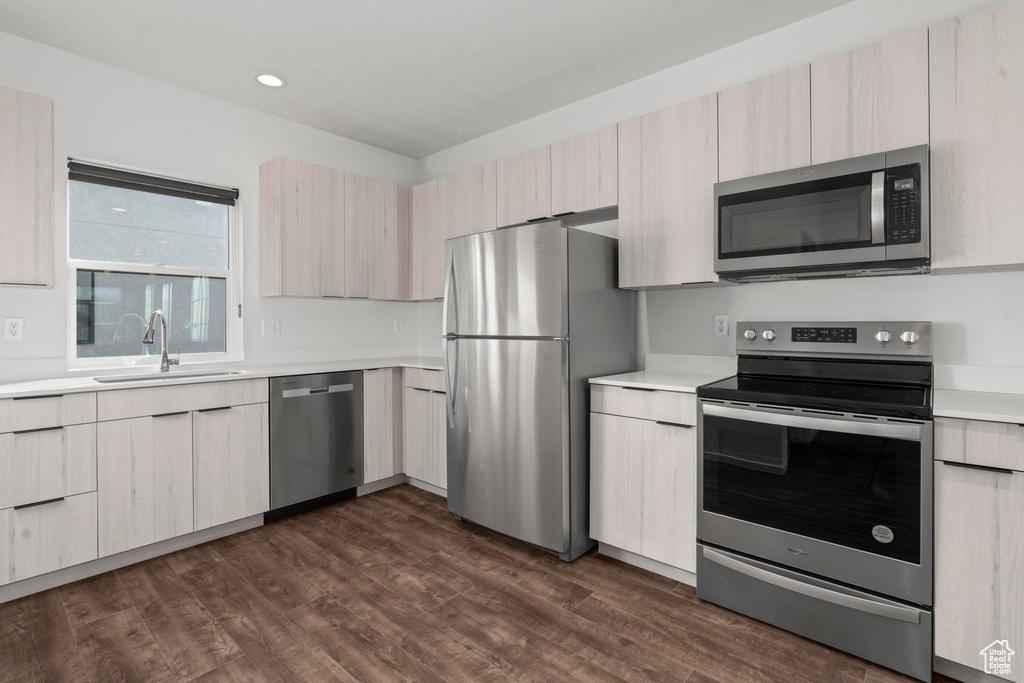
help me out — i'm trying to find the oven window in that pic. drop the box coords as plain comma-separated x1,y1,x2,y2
703,414,921,564
719,172,876,259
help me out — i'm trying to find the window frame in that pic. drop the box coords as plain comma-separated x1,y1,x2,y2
66,159,244,371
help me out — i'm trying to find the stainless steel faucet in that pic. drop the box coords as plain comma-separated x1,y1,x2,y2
143,310,179,372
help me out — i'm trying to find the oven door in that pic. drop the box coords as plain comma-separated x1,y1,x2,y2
698,400,932,606
714,153,886,275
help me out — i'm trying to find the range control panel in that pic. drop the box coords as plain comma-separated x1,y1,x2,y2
738,322,932,358
886,163,922,245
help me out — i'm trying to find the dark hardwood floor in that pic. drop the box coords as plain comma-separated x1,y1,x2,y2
0,484,957,683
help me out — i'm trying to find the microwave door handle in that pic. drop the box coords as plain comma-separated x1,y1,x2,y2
702,403,922,442
870,170,885,245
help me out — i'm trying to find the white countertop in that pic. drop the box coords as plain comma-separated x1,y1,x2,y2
589,370,732,393
0,356,444,400
934,389,1024,424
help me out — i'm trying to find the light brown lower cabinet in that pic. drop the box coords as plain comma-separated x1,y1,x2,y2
589,411,697,572
192,403,269,531
0,492,97,586
934,459,1024,682
403,385,446,489
98,412,194,557
364,368,402,484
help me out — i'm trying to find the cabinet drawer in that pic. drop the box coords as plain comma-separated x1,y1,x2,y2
591,384,696,425
0,491,98,586
404,368,445,392
0,393,96,433
935,417,1024,472
97,378,269,421
0,424,97,510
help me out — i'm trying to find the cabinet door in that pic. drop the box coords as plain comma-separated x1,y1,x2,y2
718,65,810,182
193,404,269,531
98,413,193,556
811,28,928,163
403,386,431,482
934,461,1023,681
551,125,617,216
429,389,447,490
0,85,53,287
496,145,551,227
410,180,446,300
369,183,410,301
364,369,396,483
590,413,697,572
447,163,497,239
317,165,347,297
0,493,97,586
618,94,718,287
931,2,1024,269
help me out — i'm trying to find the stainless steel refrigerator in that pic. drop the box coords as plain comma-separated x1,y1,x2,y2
443,220,637,561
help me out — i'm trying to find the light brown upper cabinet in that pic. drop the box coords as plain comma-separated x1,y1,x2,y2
260,157,343,298
345,174,410,300
496,145,551,227
618,94,719,288
446,163,497,239
811,29,928,164
551,125,617,216
260,157,410,299
718,66,811,182
410,179,448,300
0,85,53,288
931,0,1024,270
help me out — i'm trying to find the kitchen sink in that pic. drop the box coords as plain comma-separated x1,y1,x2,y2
93,370,246,384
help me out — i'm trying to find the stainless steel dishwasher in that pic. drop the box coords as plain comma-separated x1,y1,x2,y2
270,371,363,511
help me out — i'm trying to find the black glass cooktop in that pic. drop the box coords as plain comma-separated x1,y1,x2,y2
698,375,932,419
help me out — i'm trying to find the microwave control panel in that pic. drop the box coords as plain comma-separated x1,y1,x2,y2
885,163,922,245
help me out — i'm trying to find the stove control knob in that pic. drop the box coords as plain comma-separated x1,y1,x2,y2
743,329,757,341
762,329,777,341
874,330,893,344
900,330,920,345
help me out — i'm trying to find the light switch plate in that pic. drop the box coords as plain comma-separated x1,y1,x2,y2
394,319,403,334
714,314,729,337
4,318,23,341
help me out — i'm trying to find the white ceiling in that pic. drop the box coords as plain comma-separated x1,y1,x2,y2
0,0,850,158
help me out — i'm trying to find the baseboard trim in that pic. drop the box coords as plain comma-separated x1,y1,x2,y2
934,656,1003,683
598,542,697,586
407,477,447,498
357,473,409,495
0,514,263,604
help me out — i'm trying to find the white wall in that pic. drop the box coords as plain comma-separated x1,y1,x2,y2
413,0,1023,380
0,31,424,383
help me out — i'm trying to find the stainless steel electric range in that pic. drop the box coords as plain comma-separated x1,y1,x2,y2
696,321,934,682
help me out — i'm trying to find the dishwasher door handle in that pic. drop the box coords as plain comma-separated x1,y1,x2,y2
281,383,354,399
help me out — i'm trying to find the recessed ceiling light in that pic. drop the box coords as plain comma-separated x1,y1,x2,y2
256,74,285,88
112,207,127,212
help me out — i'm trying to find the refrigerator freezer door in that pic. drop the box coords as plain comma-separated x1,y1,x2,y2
444,222,568,338
446,337,570,553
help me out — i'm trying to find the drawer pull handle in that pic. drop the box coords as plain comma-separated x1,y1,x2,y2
622,386,656,392
152,411,189,419
656,421,694,429
12,394,64,401
12,426,64,435
943,461,1015,475
411,387,432,393
14,496,65,510
198,406,233,413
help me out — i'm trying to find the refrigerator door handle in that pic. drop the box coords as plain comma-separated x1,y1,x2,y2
442,246,457,334
444,338,458,426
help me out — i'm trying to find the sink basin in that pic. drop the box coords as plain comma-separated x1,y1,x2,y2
94,370,246,384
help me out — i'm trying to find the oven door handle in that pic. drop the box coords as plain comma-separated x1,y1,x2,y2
702,547,922,624
702,403,922,441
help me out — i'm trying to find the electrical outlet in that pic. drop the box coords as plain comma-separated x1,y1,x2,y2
261,319,280,336
714,314,729,337
393,319,403,334
4,318,23,341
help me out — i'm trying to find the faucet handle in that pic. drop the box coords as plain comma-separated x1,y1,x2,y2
169,349,181,366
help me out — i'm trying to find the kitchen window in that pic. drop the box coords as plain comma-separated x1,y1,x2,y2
67,161,242,368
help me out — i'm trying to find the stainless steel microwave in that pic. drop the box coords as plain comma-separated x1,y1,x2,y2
714,145,928,282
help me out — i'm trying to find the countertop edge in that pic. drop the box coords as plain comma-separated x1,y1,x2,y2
589,370,733,394
933,389,1024,425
